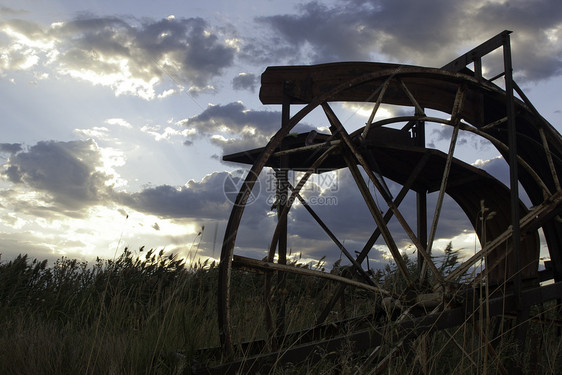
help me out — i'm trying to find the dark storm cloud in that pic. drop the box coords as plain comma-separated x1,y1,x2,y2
180,101,280,154
246,0,462,64
0,143,22,154
1,140,112,213
246,1,378,64
249,0,562,82
136,17,235,86
52,15,235,92
232,72,257,91
466,0,562,81
0,136,500,264
180,101,318,155
0,139,274,223
117,172,232,220
183,101,279,134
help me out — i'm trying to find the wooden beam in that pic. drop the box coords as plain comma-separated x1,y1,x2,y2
441,30,511,73
232,255,392,296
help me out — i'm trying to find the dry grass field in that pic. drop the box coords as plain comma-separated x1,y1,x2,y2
0,248,560,374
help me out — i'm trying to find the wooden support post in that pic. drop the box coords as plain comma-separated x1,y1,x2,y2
503,33,522,303
503,33,526,375
276,90,290,338
415,118,427,277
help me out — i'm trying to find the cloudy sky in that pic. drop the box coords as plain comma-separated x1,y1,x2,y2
1,0,561,270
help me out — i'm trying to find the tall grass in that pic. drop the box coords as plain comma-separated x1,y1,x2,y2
214,247,562,374
0,249,218,375
0,247,561,374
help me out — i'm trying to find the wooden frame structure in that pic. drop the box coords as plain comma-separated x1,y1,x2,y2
196,31,562,374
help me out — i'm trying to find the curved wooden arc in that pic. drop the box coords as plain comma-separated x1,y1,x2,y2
218,62,562,353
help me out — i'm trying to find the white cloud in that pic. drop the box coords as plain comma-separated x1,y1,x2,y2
62,64,159,100
0,15,237,98
74,127,110,139
140,124,196,142
1,23,54,50
1,213,26,229
157,87,179,98
105,118,133,128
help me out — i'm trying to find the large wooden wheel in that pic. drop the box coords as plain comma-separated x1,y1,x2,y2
211,33,562,373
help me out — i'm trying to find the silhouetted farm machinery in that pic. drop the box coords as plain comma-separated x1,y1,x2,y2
196,31,562,373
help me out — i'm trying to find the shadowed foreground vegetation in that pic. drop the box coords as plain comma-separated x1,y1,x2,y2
0,247,561,374
0,249,218,374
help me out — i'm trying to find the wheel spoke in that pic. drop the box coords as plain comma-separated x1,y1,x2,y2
316,153,431,324
398,78,425,115
421,84,466,281
341,146,413,284
539,127,561,191
264,142,382,337
354,153,431,264
267,144,337,261
264,144,338,337
361,76,392,140
267,144,375,281
322,102,445,286
287,181,376,285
